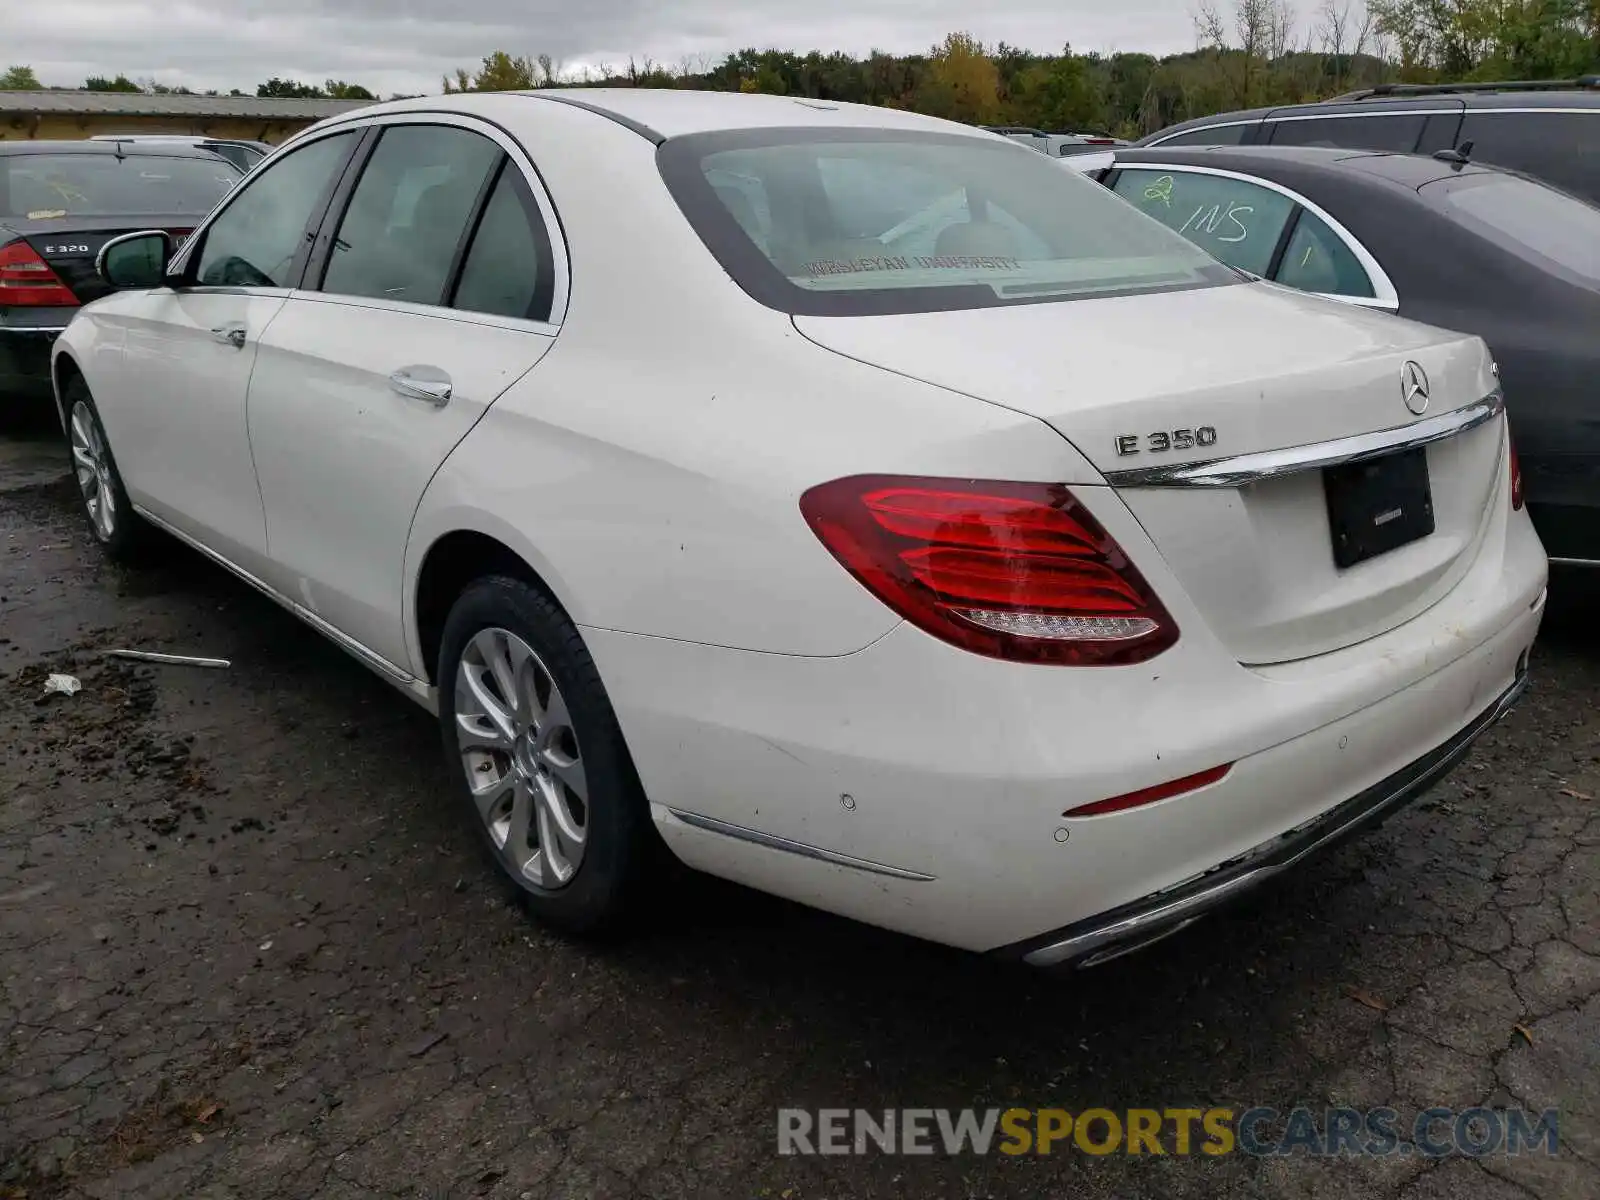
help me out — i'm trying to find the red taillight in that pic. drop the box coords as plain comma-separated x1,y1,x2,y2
799,475,1179,665
1064,763,1232,818
1508,432,1524,511
0,240,78,307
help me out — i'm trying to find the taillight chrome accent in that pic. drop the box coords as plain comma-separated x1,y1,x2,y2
0,240,78,307
1064,763,1232,818
799,475,1179,665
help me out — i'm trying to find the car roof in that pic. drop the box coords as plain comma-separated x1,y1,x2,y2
1141,86,1600,143
1111,144,1501,191
312,88,983,145
0,139,242,161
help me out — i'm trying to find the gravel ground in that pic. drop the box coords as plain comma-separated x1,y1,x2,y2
2,408,1598,1200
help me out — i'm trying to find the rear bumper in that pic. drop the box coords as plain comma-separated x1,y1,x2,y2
998,667,1530,968
0,321,70,401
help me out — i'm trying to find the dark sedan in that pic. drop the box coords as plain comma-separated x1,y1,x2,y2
1096,144,1600,566
1,141,243,404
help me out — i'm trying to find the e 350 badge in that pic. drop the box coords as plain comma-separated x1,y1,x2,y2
1115,427,1218,457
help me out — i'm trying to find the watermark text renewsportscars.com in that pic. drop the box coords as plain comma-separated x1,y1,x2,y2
777,1106,1561,1158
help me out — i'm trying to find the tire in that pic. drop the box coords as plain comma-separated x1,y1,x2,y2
63,377,152,564
437,575,653,934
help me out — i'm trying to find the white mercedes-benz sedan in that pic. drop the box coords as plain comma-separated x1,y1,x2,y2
51,90,1546,967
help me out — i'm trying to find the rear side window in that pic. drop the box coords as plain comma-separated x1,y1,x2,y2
1110,168,1295,276
450,164,556,322
1273,212,1375,298
321,124,501,307
1455,111,1600,205
2,153,239,220
1268,114,1426,152
1155,124,1250,147
1426,172,1600,285
659,129,1234,317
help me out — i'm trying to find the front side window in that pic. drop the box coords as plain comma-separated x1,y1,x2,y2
1426,171,1600,285
321,125,501,307
659,130,1234,317
194,131,356,288
1272,211,1375,298
2,153,239,220
1268,113,1426,152
1110,168,1295,276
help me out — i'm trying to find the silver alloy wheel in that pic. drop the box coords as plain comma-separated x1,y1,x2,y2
69,400,116,541
454,627,589,889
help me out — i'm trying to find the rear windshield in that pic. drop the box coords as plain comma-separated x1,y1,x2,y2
1,153,240,220
1426,172,1600,286
658,129,1236,316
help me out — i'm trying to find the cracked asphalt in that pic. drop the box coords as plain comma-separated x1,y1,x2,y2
2,408,1598,1200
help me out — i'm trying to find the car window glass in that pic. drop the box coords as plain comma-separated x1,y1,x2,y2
3,153,239,220
1156,124,1248,147
1271,212,1375,297
451,166,555,321
321,125,501,307
1268,113,1426,152
1427,171,1600,285
662,133,1232,317
194,132,355,288
1456,111,1600,205
1110,168,1295,275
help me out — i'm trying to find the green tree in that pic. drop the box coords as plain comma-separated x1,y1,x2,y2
918,32,1002,124
257,77,326,99
444,51,538,92
0,65,42,89
324,80,376,100
84,74,143,92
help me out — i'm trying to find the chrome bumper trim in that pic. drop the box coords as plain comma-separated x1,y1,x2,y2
1103,389,1504,488
1006,670,1529,969
665,808,937,882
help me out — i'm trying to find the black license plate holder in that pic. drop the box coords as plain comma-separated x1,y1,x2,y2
1323,447,1435,569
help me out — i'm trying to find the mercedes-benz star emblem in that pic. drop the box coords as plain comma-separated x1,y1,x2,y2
1401,361,1430,416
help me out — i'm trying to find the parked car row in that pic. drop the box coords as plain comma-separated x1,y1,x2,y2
0,139,245,402
1087,144,1600,566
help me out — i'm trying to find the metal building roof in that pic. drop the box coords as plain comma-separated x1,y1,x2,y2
0,90,373,119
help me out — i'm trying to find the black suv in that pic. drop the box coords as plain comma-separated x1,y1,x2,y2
1136,78,1600,205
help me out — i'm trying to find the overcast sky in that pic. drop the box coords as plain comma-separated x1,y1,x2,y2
1,1,1204,96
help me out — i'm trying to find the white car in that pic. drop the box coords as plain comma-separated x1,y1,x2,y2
53,90,1546,967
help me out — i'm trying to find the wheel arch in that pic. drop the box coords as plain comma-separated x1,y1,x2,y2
411,526,578,687
51,348,84,433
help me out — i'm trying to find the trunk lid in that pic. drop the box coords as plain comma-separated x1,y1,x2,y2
794,283,1506,665
3,215,197,305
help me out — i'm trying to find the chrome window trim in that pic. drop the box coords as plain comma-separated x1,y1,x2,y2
1103,388,1504,488
1114,162,1400,309
1145,105,1597,146
1143,118,1263,145
285,289,561,339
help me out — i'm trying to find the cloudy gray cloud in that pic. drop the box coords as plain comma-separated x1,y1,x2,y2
2,0,1201,97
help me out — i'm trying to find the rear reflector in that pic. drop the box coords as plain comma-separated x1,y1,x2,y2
0,240,78,307
1064,763,1232,818
1508,431,1524,511
800,475,1178,665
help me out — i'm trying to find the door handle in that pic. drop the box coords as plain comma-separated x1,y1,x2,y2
211,323,247,348
389,366,453,406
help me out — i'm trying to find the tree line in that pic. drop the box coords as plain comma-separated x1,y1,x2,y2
4,0,1597,137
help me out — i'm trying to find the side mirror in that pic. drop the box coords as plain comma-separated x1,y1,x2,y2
96,231,173,290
